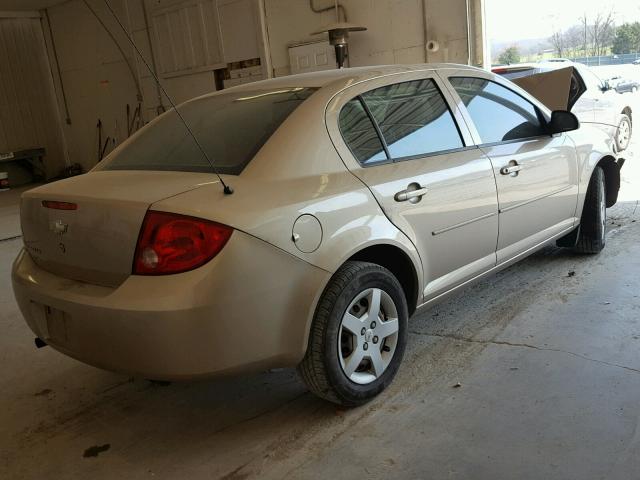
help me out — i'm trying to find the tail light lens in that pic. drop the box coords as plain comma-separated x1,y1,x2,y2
133,211,232,275
42,200,78,210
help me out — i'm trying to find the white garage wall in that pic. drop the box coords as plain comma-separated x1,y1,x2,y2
44,0,144,172
40,0,486,174
0,13,66,179
262,0,487,77
44,0,265,172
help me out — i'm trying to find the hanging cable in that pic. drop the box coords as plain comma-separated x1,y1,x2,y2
82,0,142,101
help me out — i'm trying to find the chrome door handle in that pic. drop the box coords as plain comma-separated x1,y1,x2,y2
500,163,522,175
394,184,429,203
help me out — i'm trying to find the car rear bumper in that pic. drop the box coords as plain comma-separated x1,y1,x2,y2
12,231,330,380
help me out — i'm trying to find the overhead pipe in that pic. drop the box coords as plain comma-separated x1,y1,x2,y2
309,0,347,22
465,0,472,65
257,0,274,79
422,0,428,62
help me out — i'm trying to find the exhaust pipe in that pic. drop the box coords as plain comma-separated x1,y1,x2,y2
35,337,48,348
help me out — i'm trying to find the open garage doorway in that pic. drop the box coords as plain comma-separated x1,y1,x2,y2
0,12,67,185
486,0,640,202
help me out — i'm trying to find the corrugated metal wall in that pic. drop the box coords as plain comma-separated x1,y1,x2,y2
0,15,66,179
149,0,224,77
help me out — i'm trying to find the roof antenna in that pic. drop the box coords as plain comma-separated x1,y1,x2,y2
100,0,233,195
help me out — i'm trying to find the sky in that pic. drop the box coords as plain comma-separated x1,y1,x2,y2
485,0,640,42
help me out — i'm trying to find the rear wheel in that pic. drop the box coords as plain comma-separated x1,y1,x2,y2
616,114,631,152
573,166,606,254
298,261,408,406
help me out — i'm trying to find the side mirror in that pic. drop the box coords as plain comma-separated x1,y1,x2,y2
548,110,580,134
602,80,611,92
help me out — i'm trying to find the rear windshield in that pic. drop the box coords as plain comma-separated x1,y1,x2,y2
497,68,537,80
99,87,317,175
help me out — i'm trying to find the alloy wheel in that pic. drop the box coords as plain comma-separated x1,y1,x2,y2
338,288,399,385
617,119,631,150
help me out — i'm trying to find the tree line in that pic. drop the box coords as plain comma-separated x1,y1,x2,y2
496,12,640,65
550,13,639,58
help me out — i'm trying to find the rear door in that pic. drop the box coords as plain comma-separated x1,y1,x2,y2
442,72,579,262
326,71,499,301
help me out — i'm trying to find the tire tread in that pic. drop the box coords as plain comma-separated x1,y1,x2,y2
574,166,606,254
298,261,402,405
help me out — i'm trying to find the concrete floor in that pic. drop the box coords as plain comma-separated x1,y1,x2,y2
2,108,640,478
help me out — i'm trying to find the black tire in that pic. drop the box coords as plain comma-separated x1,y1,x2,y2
573,166,606,254
298,261,408,406
616,114,631,152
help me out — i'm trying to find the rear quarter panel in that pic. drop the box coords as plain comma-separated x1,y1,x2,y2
150,82,424,308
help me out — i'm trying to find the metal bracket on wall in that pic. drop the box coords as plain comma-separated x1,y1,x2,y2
126,103,142,137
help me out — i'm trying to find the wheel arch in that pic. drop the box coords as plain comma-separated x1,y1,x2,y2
595,155,620,207
347,244,420,315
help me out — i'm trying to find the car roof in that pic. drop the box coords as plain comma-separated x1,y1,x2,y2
215,63,484,93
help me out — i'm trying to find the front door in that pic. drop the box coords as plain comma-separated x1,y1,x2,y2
445,74,579,263
326,72,499,301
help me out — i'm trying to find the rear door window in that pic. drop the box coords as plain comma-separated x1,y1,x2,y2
100,87,317,175
450,77,546,144
338,78,464,166
338,98,388,165
362,79,464,159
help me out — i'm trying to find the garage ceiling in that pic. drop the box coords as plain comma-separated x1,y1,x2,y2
0,0,67,11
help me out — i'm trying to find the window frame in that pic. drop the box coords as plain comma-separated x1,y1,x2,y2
336,76,471,168
445,75,553,148
337,96,390,166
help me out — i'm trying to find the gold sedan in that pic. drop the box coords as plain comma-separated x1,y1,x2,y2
12,64,623,405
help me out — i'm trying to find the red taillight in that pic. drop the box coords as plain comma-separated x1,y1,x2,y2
133,211,232,275
42,200,78,210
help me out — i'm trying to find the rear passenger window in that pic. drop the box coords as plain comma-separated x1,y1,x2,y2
449,77,546,144
338,98,388,165
362,79,464,159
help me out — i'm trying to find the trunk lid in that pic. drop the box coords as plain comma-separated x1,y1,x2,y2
505,66,587,111
20,170,218,286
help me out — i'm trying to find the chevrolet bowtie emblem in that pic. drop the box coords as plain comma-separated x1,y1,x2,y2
50,220,68,235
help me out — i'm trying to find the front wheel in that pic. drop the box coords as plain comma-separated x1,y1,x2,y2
298,261,408,406
573,166,606,254
616,114,631,152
